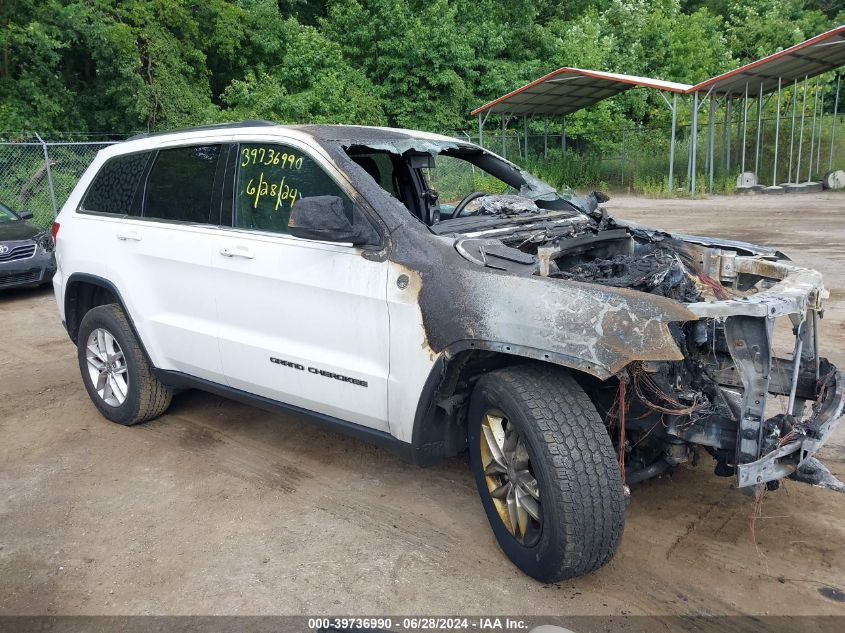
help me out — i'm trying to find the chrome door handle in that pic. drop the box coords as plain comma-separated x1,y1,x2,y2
116,230,142,242
219,244,255,259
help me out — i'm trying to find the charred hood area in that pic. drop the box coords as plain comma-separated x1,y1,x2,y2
435,194,841,491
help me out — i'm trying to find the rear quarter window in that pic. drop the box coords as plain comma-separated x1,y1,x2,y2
81,152,152,216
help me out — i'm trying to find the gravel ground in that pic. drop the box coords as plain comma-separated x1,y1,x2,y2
1,192,844,616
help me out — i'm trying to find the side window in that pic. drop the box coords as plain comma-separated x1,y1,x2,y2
81,152,152,216
350,152,396,195
143,145,222,224
235,143,354,234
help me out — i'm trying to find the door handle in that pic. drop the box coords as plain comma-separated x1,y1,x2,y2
116,230,142,242
219,244,255,259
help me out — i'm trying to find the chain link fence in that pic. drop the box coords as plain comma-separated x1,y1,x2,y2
445,112,844,195
0,138,117,228
446,127,657,191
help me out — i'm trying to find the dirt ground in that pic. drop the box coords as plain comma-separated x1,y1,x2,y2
2,192,845,617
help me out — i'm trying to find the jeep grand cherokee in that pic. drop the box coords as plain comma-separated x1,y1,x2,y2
52,122,844,581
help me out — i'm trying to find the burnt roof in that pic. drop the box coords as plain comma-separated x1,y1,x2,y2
295,124,420,141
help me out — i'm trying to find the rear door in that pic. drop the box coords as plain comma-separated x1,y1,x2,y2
212,136,391,431
76,141,231,382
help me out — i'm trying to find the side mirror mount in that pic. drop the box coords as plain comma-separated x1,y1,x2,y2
569,190,610,216
288,196,380,247
18,210,33,220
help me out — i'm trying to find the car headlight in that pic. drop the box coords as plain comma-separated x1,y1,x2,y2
34,231,54,253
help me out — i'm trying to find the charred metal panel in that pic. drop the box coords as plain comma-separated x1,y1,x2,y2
387,224,695,380
686,258,826,318
713,355,826,400
297,134,697,380
724,316,773,470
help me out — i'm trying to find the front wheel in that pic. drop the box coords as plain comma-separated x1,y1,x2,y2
469,364,625,581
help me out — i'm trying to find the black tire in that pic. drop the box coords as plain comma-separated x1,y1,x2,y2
77,304,172,425
468,363,625,581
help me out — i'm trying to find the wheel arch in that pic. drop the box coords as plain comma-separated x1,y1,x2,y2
64,274,145,351
410,341,609,467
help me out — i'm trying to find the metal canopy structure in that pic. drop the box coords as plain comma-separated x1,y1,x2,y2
469,25,845,196
471,27,845,116
691,25,845,97
470,68,691,117
685,25,845,194
470,68,691,190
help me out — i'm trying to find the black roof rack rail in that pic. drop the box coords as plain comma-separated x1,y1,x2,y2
126,120,278,142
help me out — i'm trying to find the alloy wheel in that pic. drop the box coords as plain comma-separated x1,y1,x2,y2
479,409,542,546
85,328,129,407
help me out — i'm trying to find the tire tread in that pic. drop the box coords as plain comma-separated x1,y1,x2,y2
474,363,625,580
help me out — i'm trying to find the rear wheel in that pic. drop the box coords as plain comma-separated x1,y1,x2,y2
469,364,625,581
77,304,172,425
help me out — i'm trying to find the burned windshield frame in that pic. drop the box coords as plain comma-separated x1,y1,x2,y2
342,140,583,229
427,149,582,220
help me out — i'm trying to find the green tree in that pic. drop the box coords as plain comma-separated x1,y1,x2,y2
724,0,832,61
0,0,842,137
220,18,385,124
0,1,76,134
321,0,474,129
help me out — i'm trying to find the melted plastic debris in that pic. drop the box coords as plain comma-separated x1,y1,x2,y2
476,195,540,215
554,243,702,302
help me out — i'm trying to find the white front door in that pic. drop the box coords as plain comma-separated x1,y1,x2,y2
212,140,391,431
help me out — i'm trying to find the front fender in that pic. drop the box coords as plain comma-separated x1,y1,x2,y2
422,268,697,380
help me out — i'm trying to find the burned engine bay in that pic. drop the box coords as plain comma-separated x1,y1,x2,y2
452,193,845,493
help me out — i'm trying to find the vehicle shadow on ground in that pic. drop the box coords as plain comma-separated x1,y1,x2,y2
0,284,53,303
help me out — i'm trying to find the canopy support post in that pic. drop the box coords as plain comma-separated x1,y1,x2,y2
501,116,507,158
707,92,716,193
478,114,483,148
562,116,567,157
830,75,841,171
816,84,825,171
523,115,529,159
687,106,692,187
808,78,820,181
741,83,748,175
724,94,732,174
754,82,763,183
543,119,548,158
690,91,699,193
772,77,782,187
788,78,798,183
669,93,677,192
797,76,808,182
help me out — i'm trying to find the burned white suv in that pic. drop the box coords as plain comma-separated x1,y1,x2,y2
52,122,843,582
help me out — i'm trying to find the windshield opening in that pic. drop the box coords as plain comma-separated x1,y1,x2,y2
419,153,512,215
344,141,579,230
